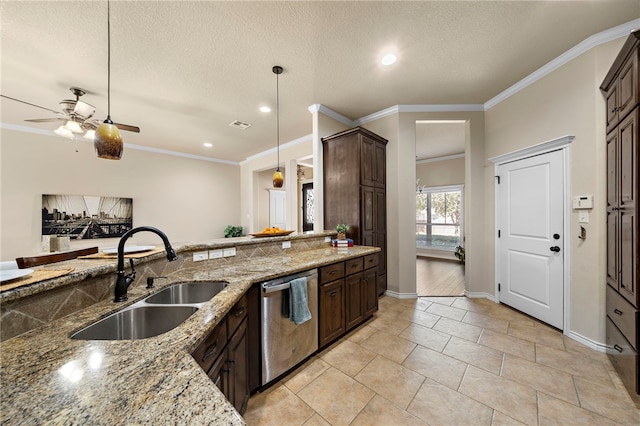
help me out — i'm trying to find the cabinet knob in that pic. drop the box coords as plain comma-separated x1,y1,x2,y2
330,291,338,297
613,344,623,353
614,308,623,316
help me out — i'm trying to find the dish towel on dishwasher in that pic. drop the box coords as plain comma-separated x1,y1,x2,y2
289,277,311,325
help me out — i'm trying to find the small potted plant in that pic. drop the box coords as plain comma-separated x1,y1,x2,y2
224,225,243,238
335,224,349,240
454,245,465,263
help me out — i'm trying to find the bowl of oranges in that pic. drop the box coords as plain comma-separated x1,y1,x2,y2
249,226,294,238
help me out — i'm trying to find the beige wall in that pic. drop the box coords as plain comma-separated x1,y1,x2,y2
483,37,626,344
0,128,241,260
416,157,465,188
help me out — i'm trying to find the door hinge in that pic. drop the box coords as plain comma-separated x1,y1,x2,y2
495,176,501,184
498,283,501,292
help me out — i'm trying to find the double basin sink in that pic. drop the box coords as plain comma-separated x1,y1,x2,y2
71,281,228,340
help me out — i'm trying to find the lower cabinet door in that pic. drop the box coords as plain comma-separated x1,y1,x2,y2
227,317,249,415
345,273,363,331
319,279,345,347
363,268,378,318
207,353,228,401
606,317,639,395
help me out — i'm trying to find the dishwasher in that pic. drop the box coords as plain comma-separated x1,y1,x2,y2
261,269,318,385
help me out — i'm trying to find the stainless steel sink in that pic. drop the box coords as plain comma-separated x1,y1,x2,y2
70,305,198,340
144,281,228,305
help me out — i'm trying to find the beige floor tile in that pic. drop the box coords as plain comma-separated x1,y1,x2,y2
491,410,526,425
378,296,407,312
423,296,458,306
434,317,482,342
478,329,535,362
535,344,614,387
463,311,509,334
398,297,432,312
244,384,315,426
452,297,496,314
301,413,330,426
368,313,412,336
574,376,640,425
501,354,578,405
537,392,619,426
407,378,494,425
399,323,451,352
360,330,417,364
351,395,427,426
297,367,374,425
508,322,565,349
443,336,504,375
426,302,467,320
347,324,377,344
402,345,468,390
562,335,611,363
355,355,425,409
396,308,441,328
320,339,376,377
284,357,331,394
459,366,538,426
373,305,402,320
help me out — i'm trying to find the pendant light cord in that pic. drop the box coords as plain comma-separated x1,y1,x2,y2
106,0,111,120
276,70,280,171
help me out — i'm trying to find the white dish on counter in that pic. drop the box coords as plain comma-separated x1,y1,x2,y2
0,268,34,282
102,245,155,255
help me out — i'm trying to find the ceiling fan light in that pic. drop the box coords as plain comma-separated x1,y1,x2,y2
84,129,96,140
54,125,75,139
64,120,83,133
94,121,123,160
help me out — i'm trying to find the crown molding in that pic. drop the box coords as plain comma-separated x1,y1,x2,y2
1,122,240,165
241,133,313,165
417,152,465,164
489,135,574,164
484,19,640,110
308,104,354,126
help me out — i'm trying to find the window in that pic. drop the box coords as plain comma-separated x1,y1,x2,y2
416,185,463,250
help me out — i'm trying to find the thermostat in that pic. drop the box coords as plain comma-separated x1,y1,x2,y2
572,195,593,210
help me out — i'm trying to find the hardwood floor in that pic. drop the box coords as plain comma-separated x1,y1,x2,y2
416,256,464,297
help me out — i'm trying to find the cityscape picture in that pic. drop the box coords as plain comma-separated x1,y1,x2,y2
42,194,133,239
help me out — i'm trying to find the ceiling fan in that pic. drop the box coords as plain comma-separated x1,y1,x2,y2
1,87,140,139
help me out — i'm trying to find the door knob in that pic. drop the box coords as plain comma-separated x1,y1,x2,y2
550,246,561,253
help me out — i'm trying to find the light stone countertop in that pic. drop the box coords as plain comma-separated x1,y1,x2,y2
0,242,379,425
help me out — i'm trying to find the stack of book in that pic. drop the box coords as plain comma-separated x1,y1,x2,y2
332,238,354,247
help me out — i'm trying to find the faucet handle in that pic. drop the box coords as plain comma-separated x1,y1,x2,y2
126,258,136,284
146,276,167,289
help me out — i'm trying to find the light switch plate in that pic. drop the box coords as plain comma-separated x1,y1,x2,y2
324,237,331,242
578,211,589,223
223,247,236,257
209,249,223,259
193,251,208,262
282,241,291,249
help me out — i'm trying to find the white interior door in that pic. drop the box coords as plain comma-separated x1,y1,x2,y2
497,150,564,329
269,190,286,229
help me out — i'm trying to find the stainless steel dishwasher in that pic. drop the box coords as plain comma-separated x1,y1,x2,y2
261,269,318,385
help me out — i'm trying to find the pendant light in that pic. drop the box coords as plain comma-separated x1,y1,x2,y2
94,0,123,160
272,65,284,188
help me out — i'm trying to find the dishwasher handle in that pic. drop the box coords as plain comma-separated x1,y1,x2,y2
262,282,292,294
261,269,317,294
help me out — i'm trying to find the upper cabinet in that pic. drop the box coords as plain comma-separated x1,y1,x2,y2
603,32,640,134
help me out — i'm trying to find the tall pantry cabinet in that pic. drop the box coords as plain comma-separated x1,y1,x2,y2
601,30,639,400
322,127,388,296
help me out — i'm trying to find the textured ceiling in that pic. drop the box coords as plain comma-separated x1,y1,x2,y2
1,1,638,162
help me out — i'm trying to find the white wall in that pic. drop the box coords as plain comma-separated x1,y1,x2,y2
483,37,626,344
0,128,241,260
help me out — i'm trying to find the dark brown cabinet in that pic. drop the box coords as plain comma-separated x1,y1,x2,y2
323,127,388,296
192,291,252,415
601,30,640,399
319,254,379,348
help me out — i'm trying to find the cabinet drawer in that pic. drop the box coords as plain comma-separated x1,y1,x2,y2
193,317,228,373
364,254,378,270
345,258,363,275
228,293,248,337
607,285,638,350
320,262,345,284
606,317,639,395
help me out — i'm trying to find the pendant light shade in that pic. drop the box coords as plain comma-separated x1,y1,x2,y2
272,65,284,188
94,0,123,160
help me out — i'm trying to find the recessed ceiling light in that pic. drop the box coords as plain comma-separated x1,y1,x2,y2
381,54,397,66
260,106,271,113
203,142,213,148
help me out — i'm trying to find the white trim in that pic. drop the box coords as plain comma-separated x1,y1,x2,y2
484,19,640,110
464,291,496,303
355,104,484,125
493,137,572,334
417,184,464,193
308,104,354,126
566,330,608,353
384,290,418,299
240,134,313,164
1,122,240,165
417,153,465,164
488,135,575,164
355,105,399,124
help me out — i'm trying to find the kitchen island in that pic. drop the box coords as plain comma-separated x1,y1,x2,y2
0,232,380,424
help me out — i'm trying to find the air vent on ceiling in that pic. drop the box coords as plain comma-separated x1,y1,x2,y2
229,120,251,130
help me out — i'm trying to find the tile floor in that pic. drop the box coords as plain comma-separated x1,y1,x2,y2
244,296,640,425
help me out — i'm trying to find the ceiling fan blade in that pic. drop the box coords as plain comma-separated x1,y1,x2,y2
113,122,140,133
73,100,95,118
1,94,63,115
25,117,66,123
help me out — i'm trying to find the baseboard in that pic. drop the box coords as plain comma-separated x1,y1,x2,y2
464,290,496,303
565,330,608,353
384,290,418,299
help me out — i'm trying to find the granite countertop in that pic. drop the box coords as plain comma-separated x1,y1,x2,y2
0,243,379,425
